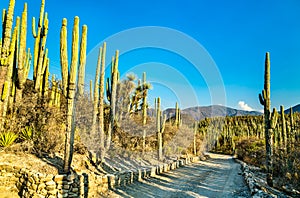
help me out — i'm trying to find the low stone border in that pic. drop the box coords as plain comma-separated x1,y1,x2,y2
236,159,273,197
0,156,205,197
105,156,202,190
236,159,298,198
0,164,85,198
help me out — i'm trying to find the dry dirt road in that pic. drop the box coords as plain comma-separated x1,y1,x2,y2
107,153,251,198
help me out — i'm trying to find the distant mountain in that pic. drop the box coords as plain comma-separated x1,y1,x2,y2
164,105,262,121
284,104,300,114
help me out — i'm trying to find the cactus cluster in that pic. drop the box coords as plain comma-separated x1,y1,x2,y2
1,1,298,183
60,16,87,173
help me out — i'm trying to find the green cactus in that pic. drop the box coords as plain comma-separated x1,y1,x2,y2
32,0,49,93
91,47,102,136
98,42,106,162
142,72,148,154
258,52,277,187
0,0,15,129
49,75,56,107
42,58,49,99
289,107,294,151
156,97,166,161
106,50,119,150
280,105,287,153
193,121,198,155
15,3,28,104
0,17,18,130
60,18,68,97
61,16,87,173
77,25,87,97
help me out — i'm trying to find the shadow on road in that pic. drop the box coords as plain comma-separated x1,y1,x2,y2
110,154,250,198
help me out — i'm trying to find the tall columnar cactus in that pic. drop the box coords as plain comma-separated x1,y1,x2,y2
60,16,87,173
1,18,18,128
98,42,106,162
0,0,15,129
60,18,68,97
77,25,87,97
15,3,28,104
193,121,198,155
289,107,294,150
32,0,49,93
106,50,119,150
42,58,49,98
258,52,278,187
156,97,166,161
174,102,181,128
49,75,55,106
142,72,148,154
280,105,287,153
91,47,102,136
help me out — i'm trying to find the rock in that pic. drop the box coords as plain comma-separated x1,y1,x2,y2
63,184,70,190
47,189,57,195
37,183,46,192
72,187,79,192
46,180,56,186
67,174,76,181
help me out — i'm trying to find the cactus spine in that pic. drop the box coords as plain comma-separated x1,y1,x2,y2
258,52,278,187
61,16,87,173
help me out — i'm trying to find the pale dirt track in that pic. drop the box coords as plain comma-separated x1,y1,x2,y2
107,153,251,198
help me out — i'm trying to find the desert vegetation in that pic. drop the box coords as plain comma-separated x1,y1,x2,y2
0,0,299,196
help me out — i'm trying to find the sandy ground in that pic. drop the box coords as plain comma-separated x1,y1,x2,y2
106,153,251,198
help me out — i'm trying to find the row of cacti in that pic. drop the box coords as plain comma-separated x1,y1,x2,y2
59,15,88,173
193,52,299,187
0,0,182,170
0,0,62,130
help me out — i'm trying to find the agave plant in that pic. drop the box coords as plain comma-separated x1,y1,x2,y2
0,132,18,147
20,126,34,140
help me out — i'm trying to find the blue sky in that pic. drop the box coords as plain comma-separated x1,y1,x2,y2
1,0,300,111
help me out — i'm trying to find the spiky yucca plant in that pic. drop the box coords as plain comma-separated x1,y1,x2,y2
0,132,18,147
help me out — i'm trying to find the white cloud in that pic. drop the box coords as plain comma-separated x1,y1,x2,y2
238,101,254,111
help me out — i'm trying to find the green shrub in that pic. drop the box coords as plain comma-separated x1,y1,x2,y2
0,132,18,147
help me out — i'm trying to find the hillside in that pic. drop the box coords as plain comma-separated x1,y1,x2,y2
284,104,300,114
164,105,262,121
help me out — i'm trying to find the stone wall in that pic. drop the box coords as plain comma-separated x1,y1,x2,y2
0,164,85,198
0,156,202,197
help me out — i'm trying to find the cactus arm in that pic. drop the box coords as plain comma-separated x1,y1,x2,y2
77,25,87,96
60,18,68,96
16,3,27,90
